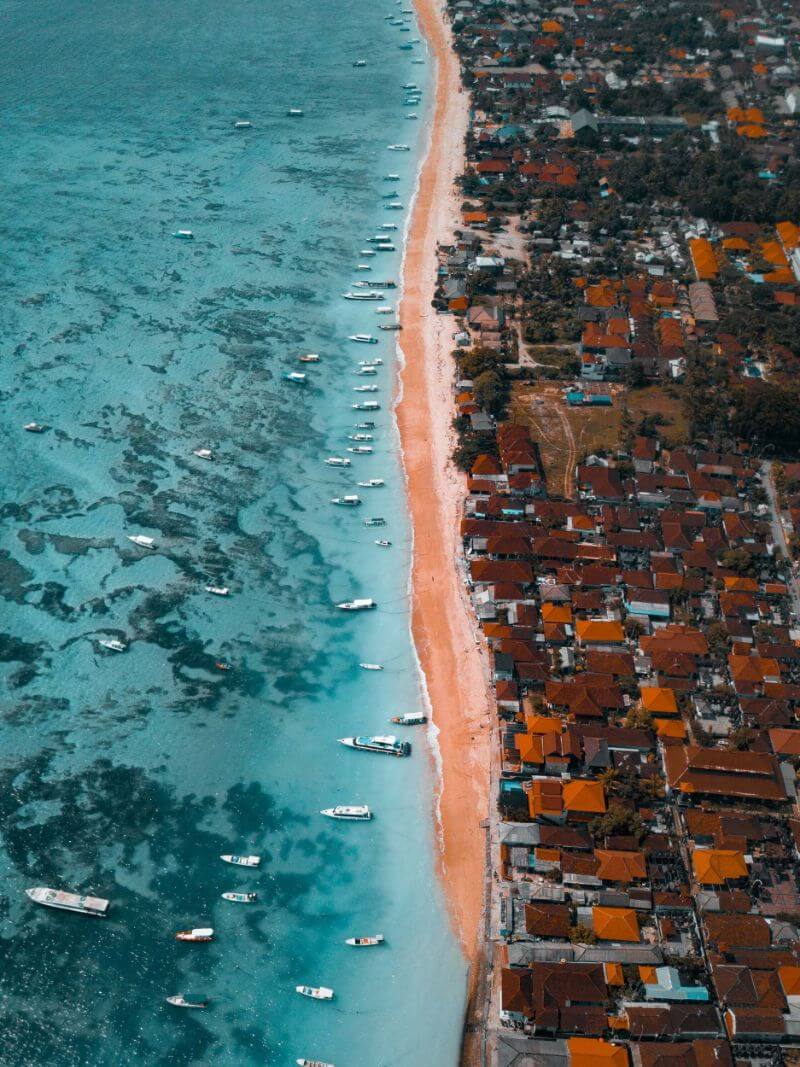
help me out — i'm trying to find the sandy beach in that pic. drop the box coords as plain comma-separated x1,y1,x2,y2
398,0,491,989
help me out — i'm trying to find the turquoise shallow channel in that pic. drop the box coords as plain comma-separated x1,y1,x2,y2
0,0,466,1063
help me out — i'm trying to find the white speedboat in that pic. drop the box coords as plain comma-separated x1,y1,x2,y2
98,638,127,653
284,371,307,384
193,448,213,460
26,887,109,917
353,385,378,393
298,353,320,363
356,366,377,375
355,264,372,271
360,358,383,366
336,598,376,611
221,892,258,903
346,935,384,946
173,229,194,239
363,517,385,527
297,1060,335,1067
352,402,380,411
234,120,252,129
375,539,392,548
331,495,361,507
349,433,373,441
376,307,394,315
405,114,418,120
348,334,378,344
343,291,381,301
320,805,372,820
379,323,401,331
353,58,366,67
127,535,156,550
359,250,376,257
347,445,373,454
204,585,229,597
325,456,351,467
359,663,383,671
390,712,427,725
220,854,260,867
383,174,400,181
23,422,46,433
387,144,410,151
354,419,376,428
288,108,304,116
357,479,384,488
339,735,411,757
412,57,424,63
296,986,334,1001
379,224,398,231
175,928,214,943
166,995,208,1009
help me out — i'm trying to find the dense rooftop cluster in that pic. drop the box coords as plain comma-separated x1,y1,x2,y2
438,0,800,1061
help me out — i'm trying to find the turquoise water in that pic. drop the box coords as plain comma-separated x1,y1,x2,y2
0,1,466,1063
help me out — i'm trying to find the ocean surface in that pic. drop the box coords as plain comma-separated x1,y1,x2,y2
0,1,466,1063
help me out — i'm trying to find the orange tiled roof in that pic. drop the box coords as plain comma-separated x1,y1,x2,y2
655,718,686,739
692,848,748,885
776,221,800,251
640,686,679,715
592,906,639,942
779,966,800,998
575,619,625,644
563,779,606,813
596,849,647,883
689,237,718,280
568,1038,628,1067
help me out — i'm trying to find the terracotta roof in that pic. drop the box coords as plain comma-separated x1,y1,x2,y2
568,1038,628,1067
563,779,607,814
596,849,647,883
575,619,625,644
692,849,748,885
593,906,640,942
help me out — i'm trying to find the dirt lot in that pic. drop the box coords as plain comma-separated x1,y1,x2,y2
511,382,689,499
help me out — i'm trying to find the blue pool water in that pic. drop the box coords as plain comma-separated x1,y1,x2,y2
0,0,466,1063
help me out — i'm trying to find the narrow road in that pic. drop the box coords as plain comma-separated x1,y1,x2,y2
762,460,800,618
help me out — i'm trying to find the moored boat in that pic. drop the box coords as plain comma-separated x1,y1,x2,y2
348,334,378,344
331,495,361,507
128,534,156,550
234,120,252,129
347,445,373,454
284,371,307,384
379,323,402,331
357,478,384,487
359,358,383,366
173,229,194,239
343,291,381,301
295,986,334,1001
363,517,385,527
26,887,109,917
204,585,229,596
193,448,213,460
390,712,428,726
166,994,208,1009
359,663,383,671
319,805,372,820
175,928,214,943
339,735,411,757
336,598,376,611
387,144,410,151
98,638,127,653
298,352,320,363
288,108,304,116
375,539,392,547
346,934,385,947
221,892,258,903
349,433,373,441
352,401,380,411
220,854,260,867
297,1059,335,1067
325,456,351,467
23,421,46,433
